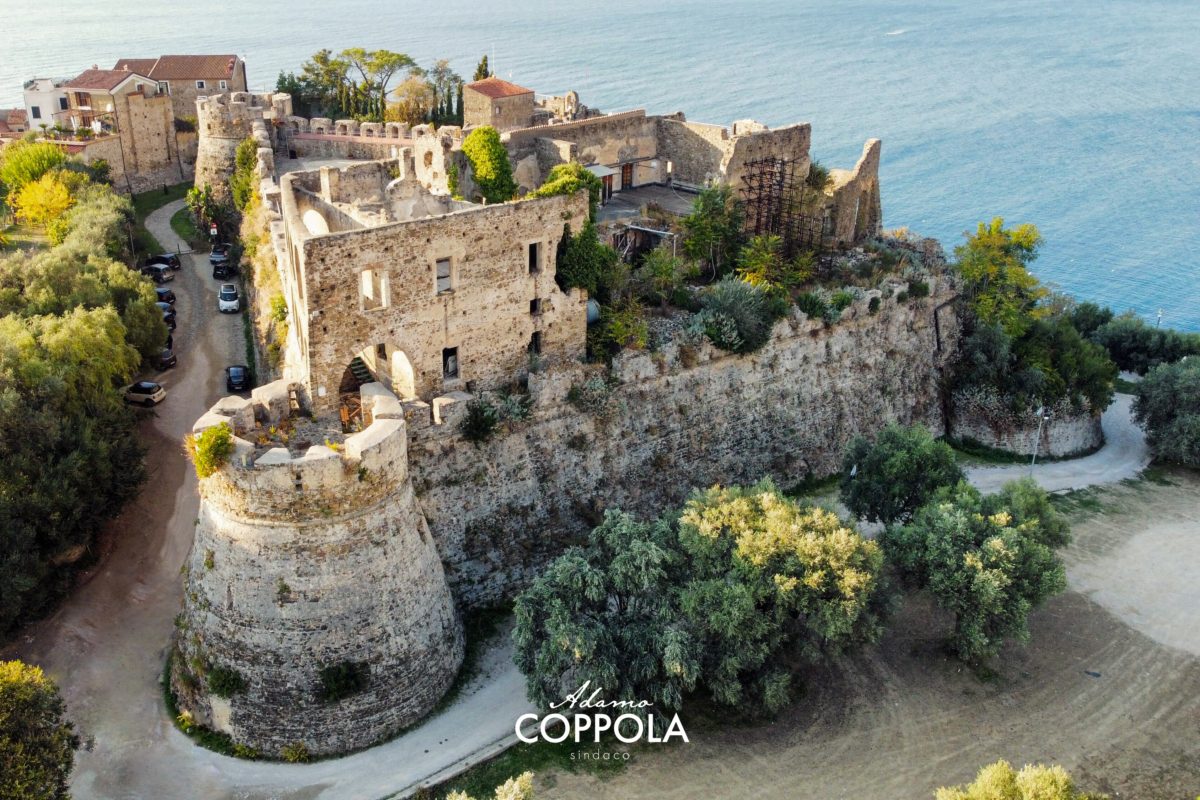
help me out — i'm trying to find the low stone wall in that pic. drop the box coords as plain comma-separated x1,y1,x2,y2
409,281,960,607
949,390,1103,458
289,133,409,162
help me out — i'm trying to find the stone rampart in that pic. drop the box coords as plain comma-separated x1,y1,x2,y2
949,389,1103,458
408,279,960,606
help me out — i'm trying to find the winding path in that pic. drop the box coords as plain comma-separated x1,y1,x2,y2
2,211,1153,800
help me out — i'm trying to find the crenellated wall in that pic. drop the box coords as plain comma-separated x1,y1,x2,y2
407,279,960,606
194,91,290,200
174,381,463,757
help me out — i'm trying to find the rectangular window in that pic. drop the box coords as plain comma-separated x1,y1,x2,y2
135,83,144,94
527,242,540,273
442,347,459,379
158,81,170,95
195,80,206,90
529,298,542,315
360,268,389,311
58,97,68,111
30,106,41,119
435,258,453,294
529,332,543,355
219,80,228,90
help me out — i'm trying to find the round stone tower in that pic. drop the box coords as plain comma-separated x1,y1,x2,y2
174,380,463,757
194,92,290,201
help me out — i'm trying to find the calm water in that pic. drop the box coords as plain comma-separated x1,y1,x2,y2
2,0,1197,328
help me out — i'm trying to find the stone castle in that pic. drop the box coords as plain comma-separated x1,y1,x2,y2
174,86,956,756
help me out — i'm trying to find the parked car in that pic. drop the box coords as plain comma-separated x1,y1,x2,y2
155,286,176,305
124,380,166,406
165,334,173,351
162,314,177,331
212,260,239,280
154,348,177,370
217,283,240,313
141,264,175,284
146,253,182,270
210,243,232,266
156,301,176,320
225,364,251,392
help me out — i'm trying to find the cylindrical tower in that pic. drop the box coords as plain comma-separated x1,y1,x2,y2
193,93,275,202
174,382,464,756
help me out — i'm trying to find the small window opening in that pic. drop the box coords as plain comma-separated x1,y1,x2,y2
528,242,541,273
360,267,389,310
442,347,459,379
529,298,542,315
436,258,453,294
529,332,542,356
196,80,206,90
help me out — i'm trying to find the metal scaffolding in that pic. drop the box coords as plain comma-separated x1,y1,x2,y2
740,157,823,257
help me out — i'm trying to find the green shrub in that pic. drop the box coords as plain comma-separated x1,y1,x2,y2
185,423,235,479
318,661,369,703
829,290,855,311
697,278,782,354
840,424,964,525
269,294,288,324
528,161,602,220
567,376,616,416
281,742,311,763
206,665,246,698
588,300,648,360
555,221,624,303
229,137,259,212
868,296,881,315
795,292,827,320
459,395,500,443
907,280,930,299
461,126,516,204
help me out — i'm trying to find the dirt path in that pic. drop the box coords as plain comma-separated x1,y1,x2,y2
546,473,1200,800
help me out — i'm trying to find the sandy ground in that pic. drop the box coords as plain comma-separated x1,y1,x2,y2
545,473,1200,800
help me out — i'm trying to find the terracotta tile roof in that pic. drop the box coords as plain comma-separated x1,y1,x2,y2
466,77,534,99
63,69,150,92
114,55,240,81
113,58,157,74
5,109,28,126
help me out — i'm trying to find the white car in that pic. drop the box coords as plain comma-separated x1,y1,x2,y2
124,381,167,406
217,283,240,313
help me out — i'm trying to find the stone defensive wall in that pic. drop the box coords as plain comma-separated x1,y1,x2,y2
948,390,1103,459
175,380,463,756
407,276,960,607
194,91,290,201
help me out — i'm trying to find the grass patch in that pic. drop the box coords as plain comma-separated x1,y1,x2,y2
131,182,191,258
169,206,202,250
1048,487,1106,516
421,738,629,800
783,472,839,499
944,436,1032,466
0,222,48,253
1113,376,1140,395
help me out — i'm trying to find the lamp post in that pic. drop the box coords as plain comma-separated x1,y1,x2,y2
1030,405,1052,473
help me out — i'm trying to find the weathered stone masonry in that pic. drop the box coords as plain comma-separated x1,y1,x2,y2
177,386,463,756
411,279,959,606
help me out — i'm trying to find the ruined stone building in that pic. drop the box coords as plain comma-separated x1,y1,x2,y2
175,83,938,757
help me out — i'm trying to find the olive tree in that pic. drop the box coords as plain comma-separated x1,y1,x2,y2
0,660,79,800
840,424,965,524
513,481,884,719
1133,357,1200,467
881,479,1068,662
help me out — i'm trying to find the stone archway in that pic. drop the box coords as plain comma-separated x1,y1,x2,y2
339,343,417,418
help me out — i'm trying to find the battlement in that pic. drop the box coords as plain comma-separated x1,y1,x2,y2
192,380,410,520
195,91,291,140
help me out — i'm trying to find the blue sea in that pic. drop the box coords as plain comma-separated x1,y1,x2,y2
3,0,1197,328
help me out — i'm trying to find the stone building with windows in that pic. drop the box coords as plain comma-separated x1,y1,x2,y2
275,156,589,418
114,54,248,121
462,76,536,131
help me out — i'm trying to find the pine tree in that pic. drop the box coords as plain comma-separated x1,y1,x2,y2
473,55,491,82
